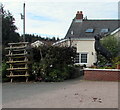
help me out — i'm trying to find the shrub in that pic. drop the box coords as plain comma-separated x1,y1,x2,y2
31,45,77,82
60,66,70,80
112,56,120,68
2,62,10,82
97,35,120,65
2,62,7,78
48,69,62,82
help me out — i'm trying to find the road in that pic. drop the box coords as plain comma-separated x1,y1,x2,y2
2,78,118,108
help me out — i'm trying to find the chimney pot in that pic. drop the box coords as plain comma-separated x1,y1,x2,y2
77,11,79,14
76,11,83,20
80,11,82,14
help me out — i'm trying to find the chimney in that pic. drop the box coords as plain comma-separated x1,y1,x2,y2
76,11,83,19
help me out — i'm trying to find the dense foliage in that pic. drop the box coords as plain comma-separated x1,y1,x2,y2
32,46,77,82
1,4,79,82
2,62,10,82
97,35,120,66
1,4,20,45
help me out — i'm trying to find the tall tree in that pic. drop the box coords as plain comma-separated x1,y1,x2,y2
1,4,20,45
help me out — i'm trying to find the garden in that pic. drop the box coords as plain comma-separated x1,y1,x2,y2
92,35,120,69
84,35,120,81
31,45,78,82
2,45,84,82
1,4,83,82
1,4,120,82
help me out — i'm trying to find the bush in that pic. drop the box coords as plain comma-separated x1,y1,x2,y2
97,35,120,65
47,69,62,82
2,62,10,82
31,45,77,82
31,61,78,82
2,62,7,78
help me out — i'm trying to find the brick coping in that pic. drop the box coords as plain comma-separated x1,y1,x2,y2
84,68,120,71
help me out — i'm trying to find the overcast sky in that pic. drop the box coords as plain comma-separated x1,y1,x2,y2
0,0,119,38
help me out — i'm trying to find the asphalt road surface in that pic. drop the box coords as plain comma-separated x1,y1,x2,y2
2,78,118,108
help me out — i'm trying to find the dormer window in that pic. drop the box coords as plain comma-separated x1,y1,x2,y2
101,28,109,33
85,29,94,33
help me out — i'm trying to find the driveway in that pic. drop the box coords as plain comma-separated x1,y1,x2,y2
2,78,118,108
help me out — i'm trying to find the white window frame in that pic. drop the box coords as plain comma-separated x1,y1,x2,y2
80,53,88,64
75,52,88,64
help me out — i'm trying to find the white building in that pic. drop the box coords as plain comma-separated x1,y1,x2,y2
54,11,119,67
31,40,44,48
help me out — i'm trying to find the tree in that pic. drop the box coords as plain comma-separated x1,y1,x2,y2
1,4,20,45
1,4,20,60
101,35,120,57
97,35,120,65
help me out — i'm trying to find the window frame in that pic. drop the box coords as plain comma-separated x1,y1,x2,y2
101,28,109,33
85,28,94,33
75,52,88,64
80,53,88,64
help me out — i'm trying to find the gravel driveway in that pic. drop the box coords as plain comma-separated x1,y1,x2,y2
2,78,118,108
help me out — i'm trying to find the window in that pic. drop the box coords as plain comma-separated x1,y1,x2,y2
75,53,88,64
101,28,109,33
81,53,87,63
85,29,94,33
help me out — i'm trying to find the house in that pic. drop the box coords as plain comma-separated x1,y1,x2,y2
31,40,56,47
31,40,45,47
54,11,119,67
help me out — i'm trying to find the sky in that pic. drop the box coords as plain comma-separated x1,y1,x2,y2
0,0,119,38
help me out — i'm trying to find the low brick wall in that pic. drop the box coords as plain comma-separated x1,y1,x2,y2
84,68,120,81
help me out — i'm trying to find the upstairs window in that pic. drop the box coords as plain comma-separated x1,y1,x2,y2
101,28,109,33
85,29,94,33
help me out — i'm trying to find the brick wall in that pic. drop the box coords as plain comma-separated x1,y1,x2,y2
84,69,120,81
